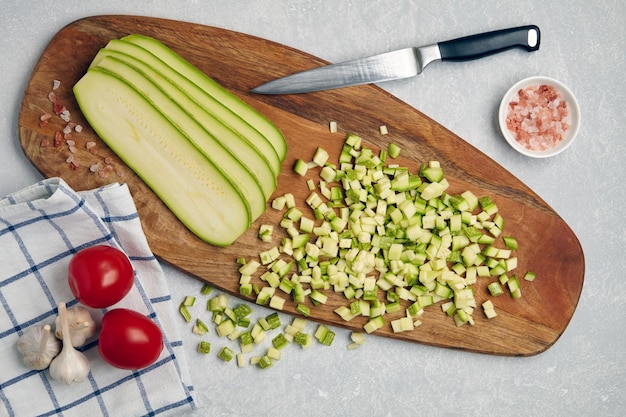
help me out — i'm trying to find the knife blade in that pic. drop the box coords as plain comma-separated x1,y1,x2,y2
251,25,540,94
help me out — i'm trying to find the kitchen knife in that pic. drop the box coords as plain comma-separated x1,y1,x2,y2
251,25,540,94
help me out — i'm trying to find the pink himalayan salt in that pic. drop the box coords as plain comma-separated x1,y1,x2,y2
506,84,570,151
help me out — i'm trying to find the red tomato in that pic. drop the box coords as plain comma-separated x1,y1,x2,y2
68,245,134,308
99,308,164,369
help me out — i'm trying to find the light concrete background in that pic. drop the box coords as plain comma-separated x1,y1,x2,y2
1,1,624,416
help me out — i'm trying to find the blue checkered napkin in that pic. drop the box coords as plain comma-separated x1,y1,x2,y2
0,178,197,417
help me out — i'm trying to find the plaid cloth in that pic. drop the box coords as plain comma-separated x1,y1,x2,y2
0,178,197,417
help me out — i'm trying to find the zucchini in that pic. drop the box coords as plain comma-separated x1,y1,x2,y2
91,49,277,198
92,57,267,220
121,34,287,161
92,57,275,220
73,67,250,246
74,34,290,246
93,38,284,174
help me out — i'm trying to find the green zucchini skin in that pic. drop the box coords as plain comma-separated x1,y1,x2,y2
74,67,250,247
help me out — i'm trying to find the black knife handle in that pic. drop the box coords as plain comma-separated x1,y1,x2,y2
438,25,540,62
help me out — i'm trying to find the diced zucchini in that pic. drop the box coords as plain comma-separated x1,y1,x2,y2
314,325,335,345
294,159,309,176
487,281,504,296
192,318,209,335
234,132,535,336
236,353,247,367
524,271,537,282
197,341,211,354
216,319,236,337
179,304,192,323
218,347,235,362
387,143,401,158
272,333,290,350
256,355,273,369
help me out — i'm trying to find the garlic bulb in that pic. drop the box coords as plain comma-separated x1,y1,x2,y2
49,302,90,384
54,305,96,347
16,324,60,370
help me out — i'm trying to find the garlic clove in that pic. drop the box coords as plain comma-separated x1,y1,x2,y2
54,305,96,347
16,324,60,370
49,302,91,384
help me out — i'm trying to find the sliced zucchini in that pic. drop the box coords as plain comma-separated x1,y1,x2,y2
121,34,287,161
91,58,267,221
93,53,275,204
93,38,284,174
74,68,249,246
91,48,280,187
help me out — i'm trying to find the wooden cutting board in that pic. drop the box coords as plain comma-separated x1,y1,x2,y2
18,15,584,356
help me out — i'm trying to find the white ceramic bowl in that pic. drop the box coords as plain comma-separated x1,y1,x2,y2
498,76,580,158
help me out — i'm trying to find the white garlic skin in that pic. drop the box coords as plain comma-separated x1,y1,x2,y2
54,305,96,347
16,324,60,370
49,302,91,384
49,347,91,385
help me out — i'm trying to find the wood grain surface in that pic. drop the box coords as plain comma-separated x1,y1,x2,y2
18,15,584,356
